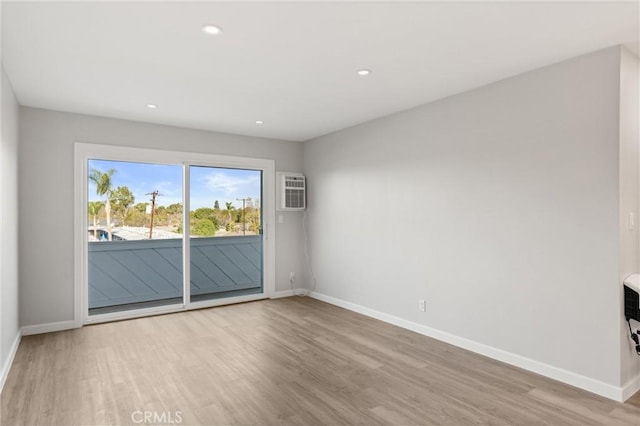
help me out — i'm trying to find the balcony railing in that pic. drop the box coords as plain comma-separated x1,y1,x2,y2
88,236,262,309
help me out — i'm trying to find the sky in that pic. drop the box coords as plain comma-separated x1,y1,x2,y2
88,160,261,210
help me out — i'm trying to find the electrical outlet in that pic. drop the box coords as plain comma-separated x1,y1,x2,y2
419,299,426,312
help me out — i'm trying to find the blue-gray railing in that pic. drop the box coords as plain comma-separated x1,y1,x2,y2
88,236,262,309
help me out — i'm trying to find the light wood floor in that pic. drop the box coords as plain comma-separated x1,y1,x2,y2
2,297,639,425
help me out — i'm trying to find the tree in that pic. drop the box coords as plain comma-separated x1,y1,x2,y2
133,202,148,213
87,201,104,239
225,202,234,222
193,207,215,220
166,203,183,215
153,206,170,227
110,186,135,225
192,219,216,236
246,207,261,234
165,203,183,230
89,168,116,241
192,207,219,230
124,209,147,227
214,200,220,210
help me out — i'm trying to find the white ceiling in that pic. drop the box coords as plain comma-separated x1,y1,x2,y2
2,1,638,142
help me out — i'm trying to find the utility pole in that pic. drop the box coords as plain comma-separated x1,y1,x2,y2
146,190,160,239
236,197,251,235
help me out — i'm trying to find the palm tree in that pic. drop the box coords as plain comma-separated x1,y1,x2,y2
225,202,233,222
89,168,116,241
87,201,104,239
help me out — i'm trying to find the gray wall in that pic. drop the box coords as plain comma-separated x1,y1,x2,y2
620,47,640,386
303,47,627,387
1,67,20,377
18,108,304,327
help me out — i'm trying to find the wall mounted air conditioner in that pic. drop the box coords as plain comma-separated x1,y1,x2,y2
277,172,306,211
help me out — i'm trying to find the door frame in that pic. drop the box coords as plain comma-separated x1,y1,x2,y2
74,142,276,326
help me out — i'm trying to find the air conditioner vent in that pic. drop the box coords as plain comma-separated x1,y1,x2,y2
279,173,306,210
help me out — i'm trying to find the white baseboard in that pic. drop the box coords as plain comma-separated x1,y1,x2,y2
0,331,21,394
272,288,308,298
271,289,295,298
21,320,78,336
308,291,628,402
621,375,640,401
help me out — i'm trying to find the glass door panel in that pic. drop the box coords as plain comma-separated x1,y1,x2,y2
188,166,263,302
87,159,183,315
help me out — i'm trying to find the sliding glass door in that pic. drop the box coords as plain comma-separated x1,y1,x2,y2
188,166,263,302
87,160,183,315
77,144,274,323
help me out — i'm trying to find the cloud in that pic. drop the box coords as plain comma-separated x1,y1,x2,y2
202,171,260,196
153,180,181,197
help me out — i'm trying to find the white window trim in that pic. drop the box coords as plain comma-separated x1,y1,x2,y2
74,142,276,326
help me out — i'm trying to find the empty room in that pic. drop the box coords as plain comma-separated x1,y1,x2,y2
1,1,640,425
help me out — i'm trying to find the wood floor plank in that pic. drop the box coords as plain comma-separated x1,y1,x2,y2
2,296,639,425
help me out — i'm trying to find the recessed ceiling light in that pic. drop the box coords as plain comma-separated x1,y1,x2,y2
255,120,264,125
146,104,158,109
357,69,371,76
201,24,222,35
